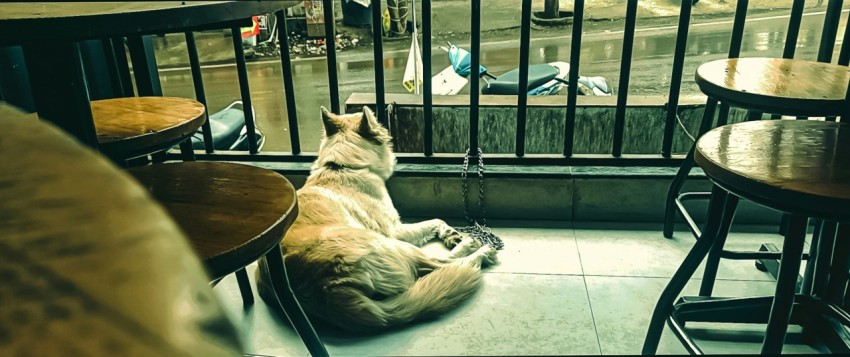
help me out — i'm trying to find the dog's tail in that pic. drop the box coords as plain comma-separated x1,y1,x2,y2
328,264,482,331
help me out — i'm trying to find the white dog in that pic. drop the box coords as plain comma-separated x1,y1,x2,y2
257,106,497,332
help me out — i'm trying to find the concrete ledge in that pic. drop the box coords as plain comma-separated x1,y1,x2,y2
247,161,781,225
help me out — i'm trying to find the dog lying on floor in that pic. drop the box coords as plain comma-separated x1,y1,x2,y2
256,106,497,332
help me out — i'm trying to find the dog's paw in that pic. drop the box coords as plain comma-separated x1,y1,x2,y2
461,244,498,269
478,245,499,266
437,225,464,248
448,236,481,258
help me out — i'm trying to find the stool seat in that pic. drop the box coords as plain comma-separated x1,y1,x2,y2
695,120,850,222
93,97,206,160
127,161,297,279
696,58,850,117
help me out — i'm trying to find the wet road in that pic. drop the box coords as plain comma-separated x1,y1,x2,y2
156,9,848,152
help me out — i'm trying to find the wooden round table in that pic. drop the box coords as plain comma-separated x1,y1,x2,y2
0,103,241,355
127,161,329,357
93,96,207,161
647,120,850,355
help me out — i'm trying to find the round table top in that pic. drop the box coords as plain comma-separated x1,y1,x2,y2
0,104,241,355
93,96,206,159
695,120,850,221
128,161,298,279
0,1,299,44
695,57,850,117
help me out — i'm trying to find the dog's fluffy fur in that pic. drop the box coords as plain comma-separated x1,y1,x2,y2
256,106,497,332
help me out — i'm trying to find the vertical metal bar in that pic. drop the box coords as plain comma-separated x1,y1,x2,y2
231,26,259,154
276,10,302,155
839,14,850,65
322,0,340,113
819,0,844,122
728,0,749,59
564,0,584,157
660,0,693,158
817,0,843,63
714,0,750,128
371,0,386,126
22,41,99,148
110,37,135,97
782,0,806,59
469,0,481,151
423,0,433,156
126,35,162,96
612,0,638,157
101,38,125,98
0,46,35,112
515,0,532,157
186,31,214,154
79,40,114,101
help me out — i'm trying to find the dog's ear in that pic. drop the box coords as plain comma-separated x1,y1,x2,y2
321,106,340,136
358,106,378,136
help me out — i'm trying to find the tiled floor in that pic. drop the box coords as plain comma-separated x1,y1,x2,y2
213,222,826,356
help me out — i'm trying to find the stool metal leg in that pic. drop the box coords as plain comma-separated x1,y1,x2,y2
762,214,808,354
264,245,329,357
699,193,740,296
813,221,838,297
235,268,254,305
644,184,728,354
800,219,823,295
663,98,719,238
179,140,196,161
826,224,850,304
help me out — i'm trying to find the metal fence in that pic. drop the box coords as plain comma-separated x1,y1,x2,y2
3,0,848,167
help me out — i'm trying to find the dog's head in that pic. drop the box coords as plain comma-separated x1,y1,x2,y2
314,106,396,180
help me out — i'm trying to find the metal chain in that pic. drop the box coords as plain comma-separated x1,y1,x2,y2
458,148,504,250
675,112,696,143
386,102,397,132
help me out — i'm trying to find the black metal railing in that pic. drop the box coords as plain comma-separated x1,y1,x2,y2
1,0,846,168
170,0,847,166
564,0,584,157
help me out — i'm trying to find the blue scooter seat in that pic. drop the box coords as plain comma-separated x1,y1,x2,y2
482,64,560,95
191,106,244,150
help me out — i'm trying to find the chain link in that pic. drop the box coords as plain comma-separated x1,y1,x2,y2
458,148,504,250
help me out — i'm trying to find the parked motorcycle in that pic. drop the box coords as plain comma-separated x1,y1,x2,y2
189,101,265,151
432,43,612,97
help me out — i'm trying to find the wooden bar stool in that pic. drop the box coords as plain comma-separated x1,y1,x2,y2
644,120,850,354
663,58,850,296
92,96,206,162
663,58,850,239
127,161,329,357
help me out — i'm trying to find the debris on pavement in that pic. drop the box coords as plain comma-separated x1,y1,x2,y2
248,31,365,59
